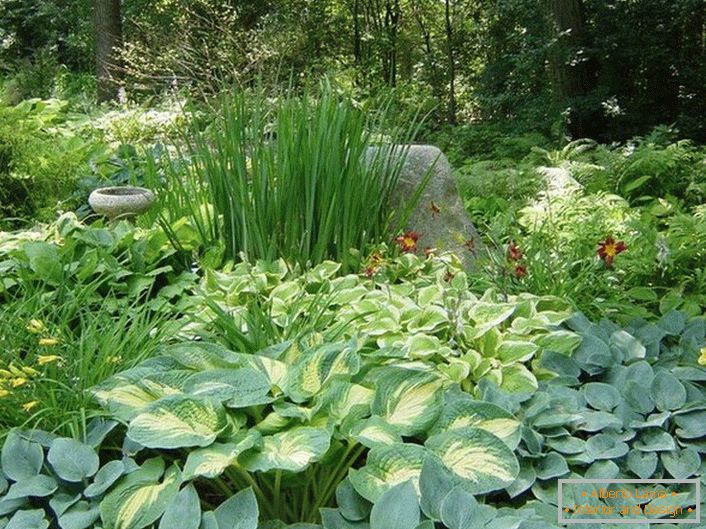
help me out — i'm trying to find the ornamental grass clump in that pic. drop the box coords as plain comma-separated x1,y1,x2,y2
147,84,424,271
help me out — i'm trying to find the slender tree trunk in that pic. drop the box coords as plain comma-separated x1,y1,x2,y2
544,0,598,138
445,0,457,124
95,0,123,102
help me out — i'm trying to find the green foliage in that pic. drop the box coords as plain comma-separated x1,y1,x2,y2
145,85,423,271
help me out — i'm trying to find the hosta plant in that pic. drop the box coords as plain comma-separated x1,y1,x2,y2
92,337,526,525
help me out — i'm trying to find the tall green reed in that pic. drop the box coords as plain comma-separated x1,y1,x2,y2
145,84,425,271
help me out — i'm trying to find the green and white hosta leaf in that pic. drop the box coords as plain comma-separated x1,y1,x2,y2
430,392,522,450
371,368,443,436
242,356,289,390
348,416,402,448
316,381,374,425
285,342,361,402
532,330,582,355
406,306,448,334
182,431,259,480
404,334,453,359
349,443,428,502
127,395,227,449
239,427,331,473
425,427,519,495
100,459,181,529
466,302,515,337
183,368,272,408
499,364,538,394
162,342,241,371
496,340,539,365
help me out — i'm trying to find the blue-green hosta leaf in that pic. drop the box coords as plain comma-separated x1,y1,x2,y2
369,481,419,529
5,509,49,529
158,484,200,529
634,430,677,452
627,450,658,479
440,487,495,529
585,433,629,460
285,343,360,402
163,342,240,371
535,452,569,480
50,492,81,518
610,330,646,361
661,448,701,479
335,478,371,522
1,431,43,482
430,393,521,450
84,461,126,498
239,427,330,473
371,368,443,436
575,411,623,432
651,371,687,412
320,509,370,529
214,487,258,529
532,331,581,355
3,475,57,500
348,416,402,448
425,428,519,495
349,444,428,502
419,453,456,520
127,396,227,449
505,461,536,499
47,438,100,483
182,432,258,480
0,497,27,517
583,383,622,412
545,436,586,455
675,410,706,439
467,302,515,337
59,501,100,529
499,364,538,394
199,511,218,529
629,411,671,429
100,460,181,529
183,368,272,407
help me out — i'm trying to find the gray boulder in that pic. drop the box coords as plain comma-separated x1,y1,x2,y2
371,144,481,269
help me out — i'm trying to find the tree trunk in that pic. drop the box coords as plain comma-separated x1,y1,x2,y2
445,0,457,125
95,0,123,102
544,0,598,138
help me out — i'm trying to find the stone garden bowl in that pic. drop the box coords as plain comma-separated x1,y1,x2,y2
88,186,155,220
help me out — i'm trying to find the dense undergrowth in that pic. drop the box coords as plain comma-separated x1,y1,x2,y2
1,89,705,529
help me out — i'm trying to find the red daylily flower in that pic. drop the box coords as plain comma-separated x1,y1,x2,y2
395,231,420,253
597,236,627,266
363,250,385,278
508,242,523,261
513,264,528,278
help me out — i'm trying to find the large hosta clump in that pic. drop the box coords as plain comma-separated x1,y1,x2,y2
93,337,524,527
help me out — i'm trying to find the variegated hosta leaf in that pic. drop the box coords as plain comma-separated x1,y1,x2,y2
239,427,331,473
316,381,374,425
499,364,538,393
182,368,272,408
466,302,515,337
100,458,182,529
425,427,519,495
285,342,361,402
347,416,402,448
405,306,449,334
371,367,443,436
127,395,228,449
429,391,522,450
349,443,428,502
496,340,539,365
404,334,453,359
163,342,241,370
182,431,260,480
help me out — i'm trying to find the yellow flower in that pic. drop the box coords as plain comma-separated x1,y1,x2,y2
0,389,9,398
0,369,12,379
107,355,122,364
10,377,27,388
22,366,39,377
699,346,706,366
37,355,62,366
26,319,46,334
21,401,39,412
39,337,60,347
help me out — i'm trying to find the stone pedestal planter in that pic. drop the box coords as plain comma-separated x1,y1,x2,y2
88,186,155,220
369,144,481,269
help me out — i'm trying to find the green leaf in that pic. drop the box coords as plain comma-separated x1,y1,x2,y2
1,431,44,482
349,443,428,503
585,433,629,460
159,485,201,529
182,434,258,480
127,396,228,449
183,369,272,408
214,487,258,529
610,330,645,361
50,492,81,518
583,383,621,411
425,428,519,495
505,461,536,498
496,341,538,364
634,430,677,452
535,453,569,480
651,371,686,412
371,368,443,436
348,416,402,448
369,481,419,529
499,364,537,394
199,512,218,529
3,475,57,500
661,448,700,479
240,427,330,473
48,438,100,483
335,479,371,522
675,410,706,439
533,331,581,355
627,450,657,479
440,487,494,529
5,509,48,529
419,455,456,521
285,342,360,402
59,501,100,529
85,461,126,498
23,242,62,284
100,460,182,529
320,509,369,529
